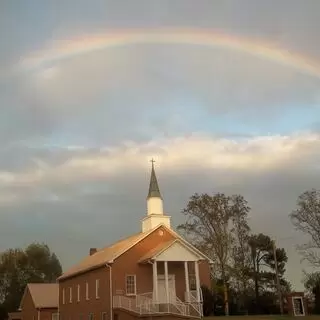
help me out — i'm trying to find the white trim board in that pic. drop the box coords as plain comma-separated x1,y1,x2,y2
154,240,203,261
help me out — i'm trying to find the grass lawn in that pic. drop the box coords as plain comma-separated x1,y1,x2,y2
204,316,320,320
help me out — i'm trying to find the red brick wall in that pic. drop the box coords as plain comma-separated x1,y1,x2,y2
39,308,58,320
21,287,37,320
199,260,211,289
59,266,111,320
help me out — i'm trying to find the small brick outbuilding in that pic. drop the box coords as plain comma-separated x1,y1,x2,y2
20,283,59,320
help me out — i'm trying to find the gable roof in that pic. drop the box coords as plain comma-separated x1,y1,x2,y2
139,239,205,263
20,283,58,309
58,230,151,280
59,224,213,281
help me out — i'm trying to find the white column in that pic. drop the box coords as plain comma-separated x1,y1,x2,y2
184,261,190,302
153,261,158,303
164,261,170,306
194,261,200,302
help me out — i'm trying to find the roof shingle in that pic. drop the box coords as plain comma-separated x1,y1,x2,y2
27,283,58,308
58,231,148,280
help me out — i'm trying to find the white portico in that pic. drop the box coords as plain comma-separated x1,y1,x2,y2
140,239,205,305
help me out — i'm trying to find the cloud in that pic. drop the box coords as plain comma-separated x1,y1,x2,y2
0,132,319,202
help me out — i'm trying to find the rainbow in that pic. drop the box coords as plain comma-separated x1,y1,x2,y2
20,28,320,79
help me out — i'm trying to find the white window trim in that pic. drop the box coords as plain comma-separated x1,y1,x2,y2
86,282,89,300
62,288,65,305
77,284,80,302
292,296,305,316
69,287,72,303
51,313,59,320
125,274,137,296
96,279,100,299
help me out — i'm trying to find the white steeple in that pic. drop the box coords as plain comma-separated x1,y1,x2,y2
141,159,171,232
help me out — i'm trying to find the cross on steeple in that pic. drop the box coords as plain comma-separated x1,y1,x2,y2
150,158,155,166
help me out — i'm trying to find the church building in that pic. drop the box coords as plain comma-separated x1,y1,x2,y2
58,161,213,320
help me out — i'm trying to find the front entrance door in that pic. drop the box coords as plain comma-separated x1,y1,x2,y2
157,275,176,303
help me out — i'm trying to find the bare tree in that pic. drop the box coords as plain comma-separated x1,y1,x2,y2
178,192,250,316
290,189,320,266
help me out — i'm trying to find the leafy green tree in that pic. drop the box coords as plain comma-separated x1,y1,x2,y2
25,243,61,282
0,305,7,320
178,192,251,316
0,243,62,313
290,189,320,266
0,249,28,312
249,234,272,311
248,233,289,312
201,285,214,316
304,272,320,314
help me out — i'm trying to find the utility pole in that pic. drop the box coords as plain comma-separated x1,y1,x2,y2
273,240,283,315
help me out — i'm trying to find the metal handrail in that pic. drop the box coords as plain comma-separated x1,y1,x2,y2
114,292,202,318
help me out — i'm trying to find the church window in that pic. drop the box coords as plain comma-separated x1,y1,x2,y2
96,279,100,299
88,313,94,320
86,282,89,300
51,313,59,320
62,288,65,304
77,284,80,302
125,275,136,295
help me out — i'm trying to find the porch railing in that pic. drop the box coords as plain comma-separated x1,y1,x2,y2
137,292,159,313
184,289,203,317
185,289,203,302
113,295,138,313
136,292,153,306
174,294,189,316
113,292,202,318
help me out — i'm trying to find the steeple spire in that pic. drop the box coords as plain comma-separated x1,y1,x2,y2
147,159,162,199
142,159,171,232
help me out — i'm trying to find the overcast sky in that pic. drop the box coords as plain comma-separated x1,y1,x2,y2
1,0,320,290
